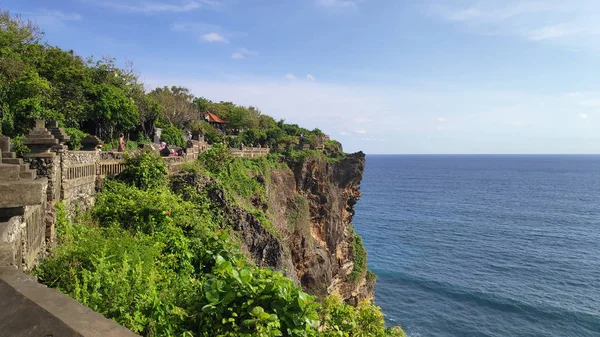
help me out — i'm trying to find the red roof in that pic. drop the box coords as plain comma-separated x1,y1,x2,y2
205,112,227,124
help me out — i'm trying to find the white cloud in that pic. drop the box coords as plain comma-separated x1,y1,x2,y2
580,113,589,119
430,1,600,47
23,10,81,29
340,131,351,136
232,48,257,60
172,22,236,44
316,0,356,8
437,117,447,122
202,32,228,43
284,74,297,80
354,129,367,134
96,0,216,13
564,91,600,107
361,137,386,142
306,74,316,81
525,24,576,41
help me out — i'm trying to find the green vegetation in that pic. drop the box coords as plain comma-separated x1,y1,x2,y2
0,10,339,160
347,233,368,283
159,122,186,148
117,150,168,190
36,153,404,337
197,146,285,238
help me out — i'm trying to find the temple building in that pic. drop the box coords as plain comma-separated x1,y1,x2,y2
203,112,227,130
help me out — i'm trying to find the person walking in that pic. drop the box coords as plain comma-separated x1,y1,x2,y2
117,134,126,152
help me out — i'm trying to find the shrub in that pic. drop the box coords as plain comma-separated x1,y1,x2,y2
239,128,267,146
118,150,167,190
11,134,30,157
319,294,406,337
64,127,88,150
199,143,232,173
347,233,367,283
190,120,222,144
159,123,185,148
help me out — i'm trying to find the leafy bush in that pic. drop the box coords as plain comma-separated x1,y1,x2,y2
239,128,267,146
160,123,185,148
190,120,222,144
11,134,30,157
199,143,232,173
319,294,406,337
94,180,184,234
64,127,88,150
118,151,167,190
347,233,367,283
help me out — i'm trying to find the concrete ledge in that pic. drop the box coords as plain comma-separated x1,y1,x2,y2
0,164,21,180
0,178,47,208
0,267,139,337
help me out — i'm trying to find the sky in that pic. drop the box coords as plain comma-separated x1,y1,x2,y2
4,0,600,154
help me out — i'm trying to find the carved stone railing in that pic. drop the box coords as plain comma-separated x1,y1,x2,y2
230,147,270,158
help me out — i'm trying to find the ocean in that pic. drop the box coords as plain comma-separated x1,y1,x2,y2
353,155,600,337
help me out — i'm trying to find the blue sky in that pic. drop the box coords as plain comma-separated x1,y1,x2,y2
5,0,600,154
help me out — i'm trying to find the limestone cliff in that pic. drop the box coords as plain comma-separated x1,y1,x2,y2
172,151,373,305
280,151,372,305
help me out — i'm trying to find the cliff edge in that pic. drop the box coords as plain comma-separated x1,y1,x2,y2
173,152,373,304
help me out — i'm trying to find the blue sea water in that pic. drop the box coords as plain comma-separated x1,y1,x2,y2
353,155,600,337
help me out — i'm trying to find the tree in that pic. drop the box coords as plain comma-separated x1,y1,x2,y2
150,86,198,127
2,70,54,136
85,82,139,139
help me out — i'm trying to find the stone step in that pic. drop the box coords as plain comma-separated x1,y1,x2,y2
1,152,16,159
19,164,29,172
2,158,23,165
0,164,21,181
19,170,36,180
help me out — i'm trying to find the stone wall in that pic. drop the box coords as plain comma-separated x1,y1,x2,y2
0,267,140,337
61,151,100,213
0,204,46,271
24,155,61,245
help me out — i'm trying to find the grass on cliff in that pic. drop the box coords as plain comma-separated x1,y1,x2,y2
36,152,405,337
197,145,286,239
347,232,368,283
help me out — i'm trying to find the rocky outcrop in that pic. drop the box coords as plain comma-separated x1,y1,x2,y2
171,152,370,304
282,152,370,304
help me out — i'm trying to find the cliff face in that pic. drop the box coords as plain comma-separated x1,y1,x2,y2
281,152,372,304
172,152,372,304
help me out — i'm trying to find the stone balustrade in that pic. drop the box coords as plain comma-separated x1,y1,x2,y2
230,146,270,158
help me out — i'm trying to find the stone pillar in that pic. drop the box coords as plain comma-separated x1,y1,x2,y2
81,135,102,151
0,136,10,153
46,121,70,151
23,120,58,157
22,121,60,245
154,128,162,144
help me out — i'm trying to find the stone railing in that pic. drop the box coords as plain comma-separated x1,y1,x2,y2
230,147,270,158
98,161,126,176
